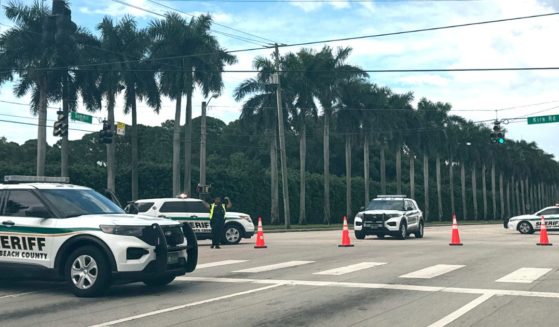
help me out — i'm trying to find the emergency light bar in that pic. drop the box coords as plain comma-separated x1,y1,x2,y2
377,195,407,199
3,175,70,184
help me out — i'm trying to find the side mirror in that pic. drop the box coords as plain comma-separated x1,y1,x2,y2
359,206,365,211
125,202,139,214
26,206,51,219
406,207,414,211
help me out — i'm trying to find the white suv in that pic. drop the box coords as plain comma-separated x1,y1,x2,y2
129,197,255,244
0,176,198,297
354,195,424,240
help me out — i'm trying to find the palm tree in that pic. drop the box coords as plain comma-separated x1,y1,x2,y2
0,1,54,176
234,56,283,224
182,15,236,196
315,46,367,224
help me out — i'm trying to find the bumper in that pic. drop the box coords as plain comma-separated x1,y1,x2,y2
507,220,519,231
354,217,401,234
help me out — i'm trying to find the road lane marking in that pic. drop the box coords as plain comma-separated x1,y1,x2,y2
197,260,248,269
427,293,494,327
400,264,465,279
88,284,282,327
313,262,387,276
496,267,552,284
0,291,35,300
233,261,314,273
177,276,559,299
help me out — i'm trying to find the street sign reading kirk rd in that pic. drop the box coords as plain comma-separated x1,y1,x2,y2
70,112,93,124
527,114,559,125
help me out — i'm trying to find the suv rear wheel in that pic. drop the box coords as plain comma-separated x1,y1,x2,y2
223,224,242,244
414,221,424,239
66,246,111,297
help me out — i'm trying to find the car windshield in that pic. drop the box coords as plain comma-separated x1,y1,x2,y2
366,199,405,211
42,189,125,218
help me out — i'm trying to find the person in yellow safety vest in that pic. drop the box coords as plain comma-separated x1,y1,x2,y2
206,196,232,249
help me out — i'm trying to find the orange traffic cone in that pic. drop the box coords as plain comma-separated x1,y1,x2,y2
449,213,463,246
537,216,552,246
254,217,267,249
338,216,354,247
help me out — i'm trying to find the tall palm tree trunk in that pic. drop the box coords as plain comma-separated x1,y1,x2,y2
506,181,511,218
299,124,306,224
396,148,402,194
516,179,521,215
409,153,415,199
520,177,525,213
472,164,478,220
172,96,182,196
461,163,467,219
184,91,193,195
449,157,455,215
131,97,139,201
436,156,442,221
363,135,370,206
37,80,48,176
271,127,279,224
423,154,428,221
380,146,386,194
345,135,352,219
107,94,116,192
323,113,331,224
61,73,69,177
491,163,496,220
482,164,487,219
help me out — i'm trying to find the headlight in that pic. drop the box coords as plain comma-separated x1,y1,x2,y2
100,225,145,237
239,215,253,223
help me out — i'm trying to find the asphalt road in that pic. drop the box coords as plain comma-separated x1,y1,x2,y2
2,224,559,327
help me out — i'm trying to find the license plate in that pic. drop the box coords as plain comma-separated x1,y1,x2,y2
167,252,179,265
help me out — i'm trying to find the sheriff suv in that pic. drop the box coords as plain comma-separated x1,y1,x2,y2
128,196,255,244
0,176,198,297
354,195,424,240
507,205,559,234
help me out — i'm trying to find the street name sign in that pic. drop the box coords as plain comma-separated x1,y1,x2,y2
70,112,93,124
527,114,559,125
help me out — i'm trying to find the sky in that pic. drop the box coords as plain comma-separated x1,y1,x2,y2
1,0,558,159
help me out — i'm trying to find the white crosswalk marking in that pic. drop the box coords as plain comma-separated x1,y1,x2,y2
400,264,465,279
197,260,248,269
496,268,552,284
314,262,387,276
233,261,314,273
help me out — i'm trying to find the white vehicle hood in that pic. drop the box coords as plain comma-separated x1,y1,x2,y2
70,214,180,227
360,210,404,215
225,212,250,218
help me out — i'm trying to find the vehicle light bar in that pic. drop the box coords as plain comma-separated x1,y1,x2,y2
3,175,70,184
377,194,407,198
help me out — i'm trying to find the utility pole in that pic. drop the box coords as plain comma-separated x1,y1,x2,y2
274,44,291,228
199,101,208,188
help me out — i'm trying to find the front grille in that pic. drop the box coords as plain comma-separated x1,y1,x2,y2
162,225,185,246
364,214,385,223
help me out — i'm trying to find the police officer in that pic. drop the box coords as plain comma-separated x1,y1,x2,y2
206,196,232,249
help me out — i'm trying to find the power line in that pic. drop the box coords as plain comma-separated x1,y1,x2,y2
146,0,278,45
0,118,97,133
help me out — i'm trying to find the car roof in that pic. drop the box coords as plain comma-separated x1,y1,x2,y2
135,198,202,203
0,183,91,190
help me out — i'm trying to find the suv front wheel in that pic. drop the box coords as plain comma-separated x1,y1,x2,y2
223,224,242,244
66,246,111,297
397,222,407,240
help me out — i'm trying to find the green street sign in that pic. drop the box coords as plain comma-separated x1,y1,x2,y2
527,114,559,125
70,112,93,124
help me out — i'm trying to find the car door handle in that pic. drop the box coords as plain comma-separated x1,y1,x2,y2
2,220,15,226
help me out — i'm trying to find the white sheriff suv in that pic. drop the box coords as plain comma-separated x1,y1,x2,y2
0,176,198,297
128,196,255,244
354,195,424,240
507,205,559,234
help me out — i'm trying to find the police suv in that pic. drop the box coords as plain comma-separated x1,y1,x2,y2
129,196,255,244
0,176,198,297
507,205,559,234
354,195,424,240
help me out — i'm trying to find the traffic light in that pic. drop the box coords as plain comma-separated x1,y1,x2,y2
99,120,113,144
53,110,68,137
490,120,505,144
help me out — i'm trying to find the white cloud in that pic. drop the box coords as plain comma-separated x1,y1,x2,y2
399,75,450,87
289,0,350,12
79,0,162,18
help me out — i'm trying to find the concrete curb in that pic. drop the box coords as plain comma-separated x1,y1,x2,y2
264,222,502,233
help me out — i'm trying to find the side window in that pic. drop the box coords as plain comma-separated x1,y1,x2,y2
136,202,154,213
185,202,208,213
405,200,413,211
4,190,52,218
0,190,6,214
538,209,556,216
160,202,185,213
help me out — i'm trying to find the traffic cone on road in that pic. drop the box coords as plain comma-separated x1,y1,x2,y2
537,216,552,246
449,213,463,246
338,216,354,247
254,217,268,249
